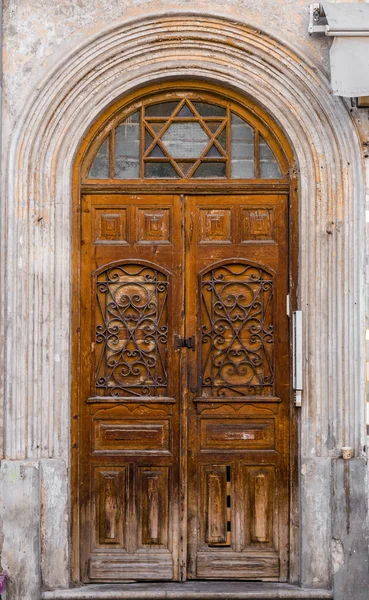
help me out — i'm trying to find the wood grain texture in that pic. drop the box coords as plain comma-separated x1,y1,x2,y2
139,467,169,547
241,207,275,242
243,466,275,547
203,466,228,545
89,554,173,581
93,208,128,244
95,468,126,548
200,419,275,451
196,552,279,579
93,420,170,454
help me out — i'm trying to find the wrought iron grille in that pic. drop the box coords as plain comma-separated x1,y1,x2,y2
94,264,168,397
201,263,274,397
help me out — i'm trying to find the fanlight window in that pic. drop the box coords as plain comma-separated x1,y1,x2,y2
87,97,284,180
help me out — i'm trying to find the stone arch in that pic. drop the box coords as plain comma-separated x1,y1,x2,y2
2,11,365,588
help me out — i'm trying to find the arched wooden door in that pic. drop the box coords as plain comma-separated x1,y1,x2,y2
72,83,295,583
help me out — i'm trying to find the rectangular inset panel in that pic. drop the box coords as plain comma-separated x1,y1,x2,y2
196,551,279,579
241,208,274,241
244,466,275,547
137,208,171,243
94,467,126,548
89,552,173,580
202,466,229,545
200,419,275,451
93,419,170,454
199,209,232,243
139,467,169,547
93,208,128,243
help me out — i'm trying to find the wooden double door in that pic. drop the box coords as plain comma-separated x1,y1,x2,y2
78,192,290,582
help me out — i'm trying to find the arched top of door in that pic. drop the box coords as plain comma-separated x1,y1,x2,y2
77,82,293,187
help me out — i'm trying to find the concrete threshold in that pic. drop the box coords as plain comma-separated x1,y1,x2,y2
41,582,333,600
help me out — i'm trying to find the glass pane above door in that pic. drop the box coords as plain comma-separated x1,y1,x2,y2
86,94,286,180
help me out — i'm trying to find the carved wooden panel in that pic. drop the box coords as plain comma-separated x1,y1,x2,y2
94,467,126,548
137,208,171,244
139,467,169,547
241,208,274,242
195,402,279,416
93,419,170,453
200,419,275,451
243,466,275,548
200,263,274,397
93,208,128,243
199,209,232,243
196,552,279,579
89,554,173,581
92,403,173,417
202,465,231,546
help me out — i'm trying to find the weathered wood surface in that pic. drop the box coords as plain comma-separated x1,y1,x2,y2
76,190,291,581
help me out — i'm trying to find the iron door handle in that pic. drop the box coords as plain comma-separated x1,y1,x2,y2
174,335,195,351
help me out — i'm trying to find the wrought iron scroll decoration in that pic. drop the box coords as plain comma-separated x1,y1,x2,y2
94,263,168,397
201,263,274,397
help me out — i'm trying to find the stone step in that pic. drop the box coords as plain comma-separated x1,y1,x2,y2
41,582,333,600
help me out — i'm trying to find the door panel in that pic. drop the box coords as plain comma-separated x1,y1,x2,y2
78,193,289,582
186,195,289,581
79,194,183,582
138,466,169,547
243,466,275,548
94,467,126,548
202,465,230,546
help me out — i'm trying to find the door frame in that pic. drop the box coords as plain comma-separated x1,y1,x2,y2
70,81,299,584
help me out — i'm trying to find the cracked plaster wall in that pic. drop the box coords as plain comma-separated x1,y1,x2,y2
2,0,332,137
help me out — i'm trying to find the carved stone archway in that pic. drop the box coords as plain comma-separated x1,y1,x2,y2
0,11,365,599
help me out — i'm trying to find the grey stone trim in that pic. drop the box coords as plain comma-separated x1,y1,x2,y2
41,582,333,599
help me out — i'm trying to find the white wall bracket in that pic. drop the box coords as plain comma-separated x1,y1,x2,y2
308,3,328,35
308,2,369,96
309,2,369,37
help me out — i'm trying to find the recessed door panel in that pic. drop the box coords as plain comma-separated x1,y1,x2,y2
243,466,276,548
200,419,275,451
138,466,170,548
202,465,230,546
93,467,127,549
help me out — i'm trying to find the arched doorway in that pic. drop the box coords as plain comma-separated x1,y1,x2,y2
72,82,296,583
